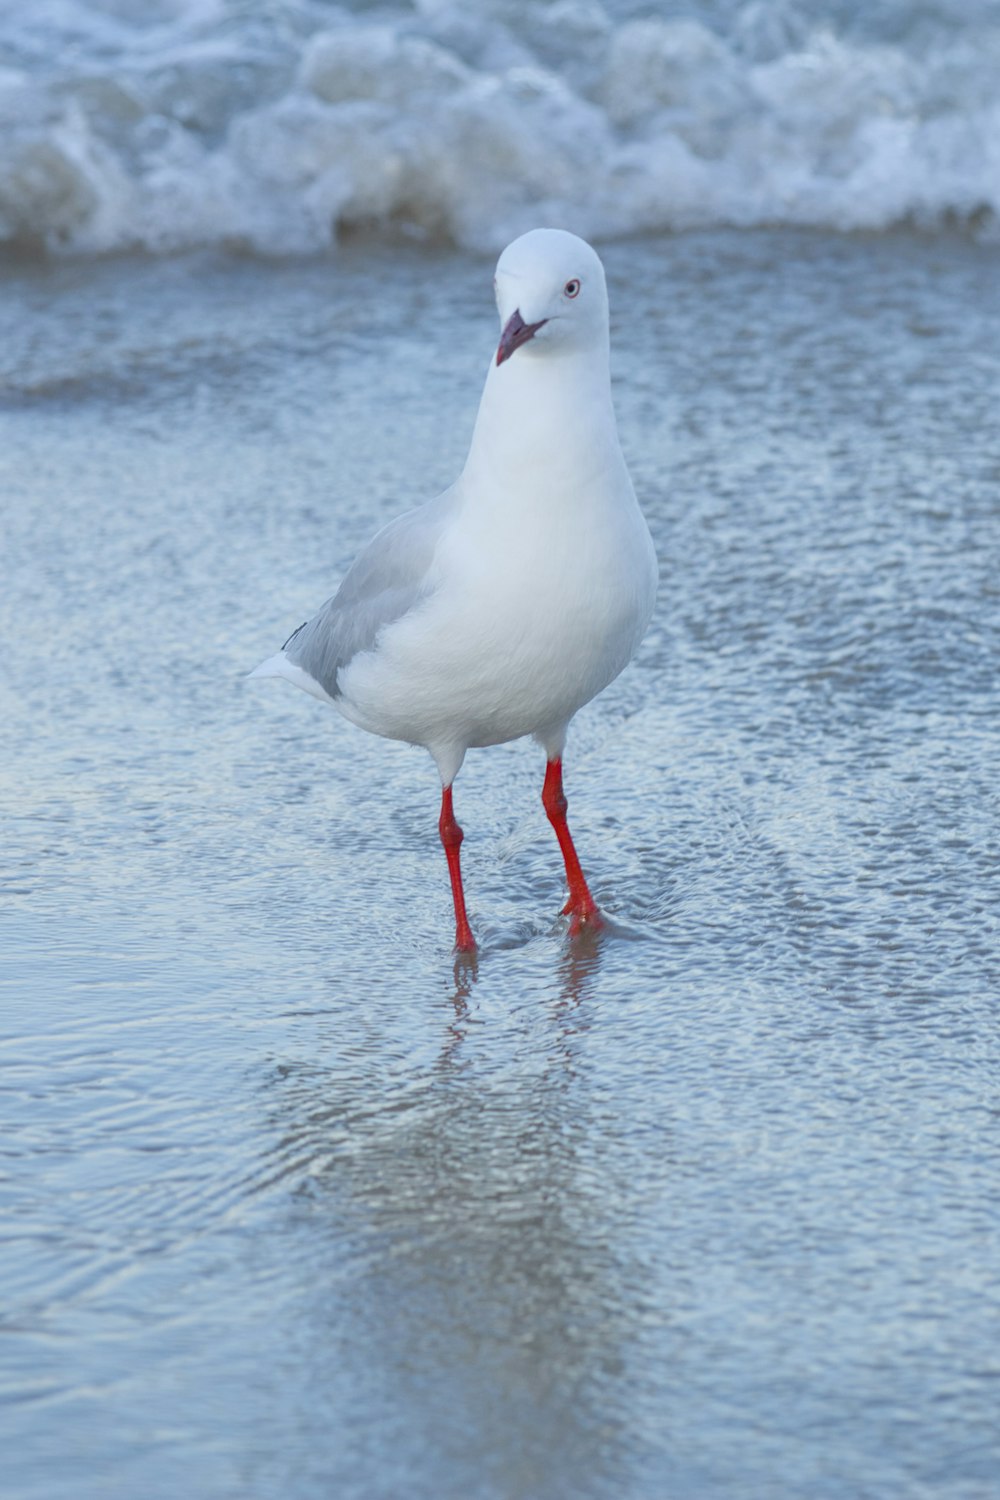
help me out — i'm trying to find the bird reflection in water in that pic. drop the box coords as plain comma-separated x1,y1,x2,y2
443,920,607,1064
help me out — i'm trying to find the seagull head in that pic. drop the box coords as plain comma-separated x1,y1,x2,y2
494,228,609,367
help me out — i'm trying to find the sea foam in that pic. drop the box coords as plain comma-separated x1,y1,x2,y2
2,0,999,256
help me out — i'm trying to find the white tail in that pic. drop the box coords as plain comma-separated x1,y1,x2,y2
247,652,337,705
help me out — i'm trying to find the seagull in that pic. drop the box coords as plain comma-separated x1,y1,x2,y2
251,227,657,952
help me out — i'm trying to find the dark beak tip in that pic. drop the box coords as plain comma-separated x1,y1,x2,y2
496,309,524,366
496,308,545,366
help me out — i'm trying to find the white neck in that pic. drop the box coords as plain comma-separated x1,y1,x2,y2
460,340,622,503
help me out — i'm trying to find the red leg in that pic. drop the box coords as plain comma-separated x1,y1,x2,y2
541,758,601,934
439,784,476,953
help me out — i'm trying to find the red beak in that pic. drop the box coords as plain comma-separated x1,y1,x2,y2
496,309,548,366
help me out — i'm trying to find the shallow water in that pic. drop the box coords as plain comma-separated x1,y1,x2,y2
2,229,999,1499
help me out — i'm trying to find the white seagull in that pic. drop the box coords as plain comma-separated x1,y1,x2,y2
251,227,657,952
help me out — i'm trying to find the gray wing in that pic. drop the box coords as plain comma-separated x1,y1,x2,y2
282,488,458,699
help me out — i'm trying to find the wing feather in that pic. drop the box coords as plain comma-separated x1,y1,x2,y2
280,488,457,700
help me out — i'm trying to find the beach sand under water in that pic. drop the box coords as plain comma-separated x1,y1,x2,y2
2,227,999,1498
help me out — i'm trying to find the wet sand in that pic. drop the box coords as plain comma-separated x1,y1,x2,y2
2,230,998,1499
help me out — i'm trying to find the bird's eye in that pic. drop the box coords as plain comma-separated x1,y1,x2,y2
564,278,581,298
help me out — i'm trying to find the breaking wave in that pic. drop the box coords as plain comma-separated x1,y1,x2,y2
2,0,999,256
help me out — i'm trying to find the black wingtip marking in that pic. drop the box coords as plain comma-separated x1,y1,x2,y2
281,620,308,650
